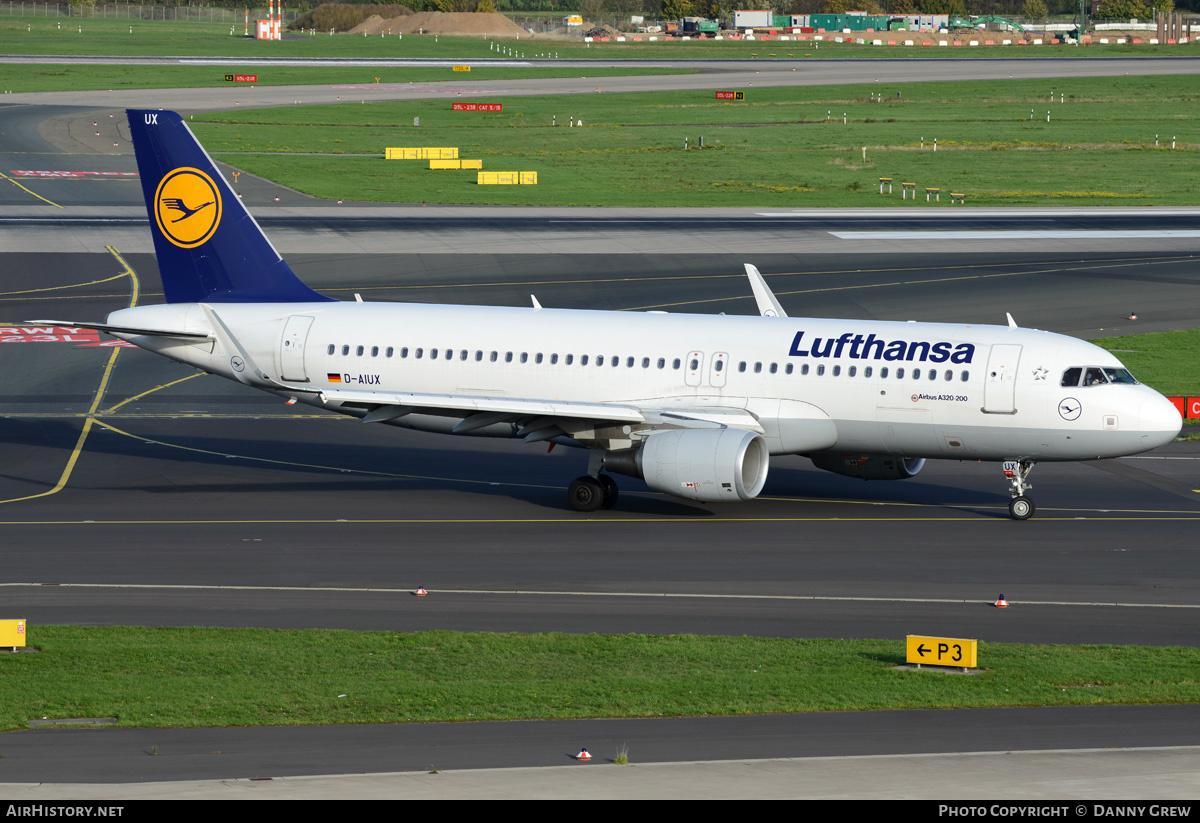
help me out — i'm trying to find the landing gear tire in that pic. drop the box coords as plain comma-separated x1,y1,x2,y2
1008,495,1035,521
597,474,619,510
568,476,605,512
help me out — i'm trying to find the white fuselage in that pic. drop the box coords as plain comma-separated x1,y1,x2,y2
107,300,1182,463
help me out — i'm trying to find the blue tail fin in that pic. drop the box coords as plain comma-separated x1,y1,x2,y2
127,109,333,304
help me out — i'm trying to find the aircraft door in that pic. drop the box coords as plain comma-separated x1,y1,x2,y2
709,352,728,388
982,344,1022,414
279,314,315,382
684,351,704,388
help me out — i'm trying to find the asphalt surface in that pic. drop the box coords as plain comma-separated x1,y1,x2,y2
0,56,1198,797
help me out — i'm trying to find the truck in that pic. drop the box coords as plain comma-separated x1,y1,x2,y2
679,16,719,36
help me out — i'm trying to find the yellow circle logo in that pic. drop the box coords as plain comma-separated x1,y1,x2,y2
154,167,222,248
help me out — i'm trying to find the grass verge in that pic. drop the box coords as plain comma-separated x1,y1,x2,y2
2,626,1198,731
192,75,1200,207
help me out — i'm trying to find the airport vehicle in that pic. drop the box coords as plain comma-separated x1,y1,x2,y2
48,110,1182,518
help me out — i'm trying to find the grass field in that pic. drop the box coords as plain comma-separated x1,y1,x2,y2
0,62,685,93
191,75,1200,207
2,627,1197,730
0,16,1196,60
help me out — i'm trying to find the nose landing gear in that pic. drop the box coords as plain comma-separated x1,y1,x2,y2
1004,459,1036,520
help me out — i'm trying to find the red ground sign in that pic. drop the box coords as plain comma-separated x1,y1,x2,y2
452,103,503,111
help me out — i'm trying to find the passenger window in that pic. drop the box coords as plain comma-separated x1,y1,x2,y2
657,358,665,369
597,355,605,366
864,366,872,378
786,363,794,375
817,365,825,376
896,367,905,379
929,369,937,380
520,352,528,363
1061,367,1082,387
371,346,379,357
475,350,483,361
848,365,856,377
689,358,699,370
832,365,840,377
961,370,969,382
801,364,809,376
566,354,574,365
505,352,513,363
754,362,762,374
356,345,364,356
536,353,544,364
770,363,778,374
327,344,335,355
460,350,468,361
673,359,681,370
1085,367,1108,386
715,360,724,372
612,357,619,368
581,355,589,366
551,353,559,364
401,347,409,358
430,349,438,360
912,369,919,380
342,345,349,356
415,348,423,359
643,358,650,369
881,367,888,378
490,351,498,362
387,347,394,358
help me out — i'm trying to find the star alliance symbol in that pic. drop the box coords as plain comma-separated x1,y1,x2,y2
1033,366,1048,381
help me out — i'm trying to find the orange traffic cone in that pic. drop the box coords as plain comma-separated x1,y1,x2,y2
994,594,1009,608
576,748,592,761
414,587,427,597
1129,313,1138,320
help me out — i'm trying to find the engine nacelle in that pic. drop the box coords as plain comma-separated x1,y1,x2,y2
605,429,769,503
809,452,926,481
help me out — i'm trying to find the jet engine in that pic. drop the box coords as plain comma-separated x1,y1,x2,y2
604,429,769,502
808,453,926,481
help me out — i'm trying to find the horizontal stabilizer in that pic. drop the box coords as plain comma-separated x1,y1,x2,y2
30,319,210,339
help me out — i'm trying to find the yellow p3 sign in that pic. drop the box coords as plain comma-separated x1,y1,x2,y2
906,635,978,669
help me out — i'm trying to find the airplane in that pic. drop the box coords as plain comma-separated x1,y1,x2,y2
44,109,1183,519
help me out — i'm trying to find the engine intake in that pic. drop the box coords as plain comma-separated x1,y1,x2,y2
809,453,925,481
605,429,769,502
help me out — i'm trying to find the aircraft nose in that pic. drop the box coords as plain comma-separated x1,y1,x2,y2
1139,393,1183,450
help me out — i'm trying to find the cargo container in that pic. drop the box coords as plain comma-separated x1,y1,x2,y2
734,10,773,28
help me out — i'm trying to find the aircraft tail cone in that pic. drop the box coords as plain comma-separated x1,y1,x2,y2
576,748,592,761
994,594,1009,608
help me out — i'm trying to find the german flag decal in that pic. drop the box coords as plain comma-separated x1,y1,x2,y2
327,373,342,383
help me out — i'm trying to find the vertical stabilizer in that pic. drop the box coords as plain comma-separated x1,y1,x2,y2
127,109,333,304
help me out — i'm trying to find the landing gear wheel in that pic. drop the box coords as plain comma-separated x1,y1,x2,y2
597,474,619,510
1009,495,1035,521
568,476,604,512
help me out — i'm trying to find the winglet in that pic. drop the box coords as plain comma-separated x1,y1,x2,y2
531,295,542,311
745,264,787,318
1006,312,1018,329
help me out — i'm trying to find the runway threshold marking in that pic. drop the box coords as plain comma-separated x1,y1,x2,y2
0,170,62,208
0,247,136,506
1,582,1196,611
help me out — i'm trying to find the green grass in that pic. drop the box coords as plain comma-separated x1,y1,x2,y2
0,63,685,93
2,627,1197,731
190,75,1200,207
1091,327,1200,398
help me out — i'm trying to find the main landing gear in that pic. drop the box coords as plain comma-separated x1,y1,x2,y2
567,450,619,512
568,474,618,512
1004,459,1036,520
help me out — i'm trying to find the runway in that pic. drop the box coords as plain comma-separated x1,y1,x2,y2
0,57,1198,794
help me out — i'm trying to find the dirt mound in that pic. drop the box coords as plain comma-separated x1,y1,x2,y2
389,12,531,38
349,14,410,35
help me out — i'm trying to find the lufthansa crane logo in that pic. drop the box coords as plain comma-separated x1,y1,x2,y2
153,167,222,248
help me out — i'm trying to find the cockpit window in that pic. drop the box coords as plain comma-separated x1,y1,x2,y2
1103,367,1138,385
1084,368,1108,386
1061,367,1082,387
